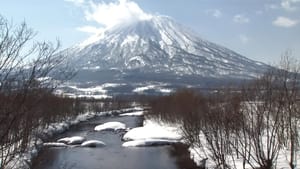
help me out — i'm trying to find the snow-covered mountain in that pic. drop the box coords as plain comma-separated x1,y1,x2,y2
59,15,272,96
65,15,268,79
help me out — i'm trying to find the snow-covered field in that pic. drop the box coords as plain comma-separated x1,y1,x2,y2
121,116,300,169
187,133,300,169
133,84,173,94
137,120,300,169
55,83,126,99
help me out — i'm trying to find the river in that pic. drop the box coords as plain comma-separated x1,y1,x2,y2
32,112,199,169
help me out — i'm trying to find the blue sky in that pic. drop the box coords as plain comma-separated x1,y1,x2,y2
1,0,299,63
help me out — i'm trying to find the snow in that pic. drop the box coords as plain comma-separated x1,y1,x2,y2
43,142,68,147
76,94,112,99
122,118,181,148
133,85,156,93
94,121,126,131
82,66,100,70
159,88,173,93
121,117,300,169
132,84,173,94
159,30,172,45
69,85,107,94
64,14,267,81
120,111,144,116
121,35,139,47
81,140,106,147
123,119,182,141
69,83,123,94
122,138,178,147
127,56,146,67
78,32,105,49
144,118,300,169
43,140,106,148
61,83,127,99
36,76,51,82
7,107,143,169
57,136,86,145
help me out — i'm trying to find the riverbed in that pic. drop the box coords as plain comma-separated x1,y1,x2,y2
31,113,199,169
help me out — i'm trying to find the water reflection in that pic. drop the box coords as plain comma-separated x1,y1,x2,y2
32,115,198,169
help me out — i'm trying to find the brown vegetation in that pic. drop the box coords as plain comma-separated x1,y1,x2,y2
0,15,76,168
148,55,300,169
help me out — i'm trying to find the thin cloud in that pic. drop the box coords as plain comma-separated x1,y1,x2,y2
265,4,279,10
266,0,300,11
233,14,250,24
281,0,296,11
255,10,263,15
206,9,222,18
76,26,104,34
239,34,250,44
281,0,300,11
273,16,298,27
64,0,85,6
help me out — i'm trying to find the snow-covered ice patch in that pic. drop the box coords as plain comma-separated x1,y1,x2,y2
122,139,179,147
57,136,86,145
94,122,126,131
120,111,144,116
43,142,68,147
81,140,106,147
123,119,182,141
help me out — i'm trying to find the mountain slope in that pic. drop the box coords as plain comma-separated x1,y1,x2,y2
59,14,273,98
65,15,268,80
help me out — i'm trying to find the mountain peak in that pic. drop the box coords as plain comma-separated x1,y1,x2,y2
66,15,268,79
77,15,174,48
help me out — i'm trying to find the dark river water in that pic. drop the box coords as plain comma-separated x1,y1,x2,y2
32,114,199,169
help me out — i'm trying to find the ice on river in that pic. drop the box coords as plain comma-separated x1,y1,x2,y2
119,111,144,116
57,136,86,145
122,119,181,147
81,140,106,147
94,121,126,131
123,120,181,141
43,142,68,147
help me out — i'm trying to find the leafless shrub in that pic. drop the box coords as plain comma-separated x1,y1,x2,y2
148,54,300,169
0,15,74,168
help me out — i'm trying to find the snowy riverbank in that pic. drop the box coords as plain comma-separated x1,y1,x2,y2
7,107,143,169
123,117,300,169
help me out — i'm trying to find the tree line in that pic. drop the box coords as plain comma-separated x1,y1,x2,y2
148,55,300,169
0,14,77,168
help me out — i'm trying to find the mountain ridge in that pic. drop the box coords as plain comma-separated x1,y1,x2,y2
58,14,273,97
64,15,268,80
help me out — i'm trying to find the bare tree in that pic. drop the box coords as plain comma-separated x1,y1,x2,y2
0,15,73,168
147,54,299,169
231,53,300,169
276,54,300,169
